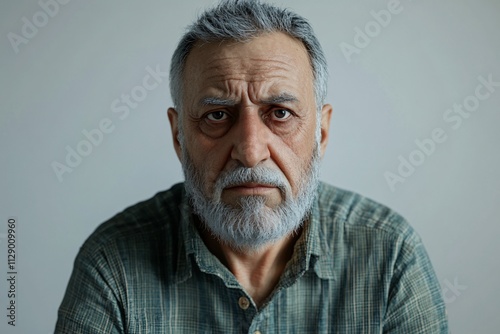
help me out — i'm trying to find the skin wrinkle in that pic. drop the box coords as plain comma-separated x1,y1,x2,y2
202,68,293,83
189,89,308,143
203,57,294,72
196,94,301,116
195,43,312,101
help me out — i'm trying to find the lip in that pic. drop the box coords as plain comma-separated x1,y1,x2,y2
225,183,277,194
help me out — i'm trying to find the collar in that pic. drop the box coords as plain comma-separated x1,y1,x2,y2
281,182,336,283
174,187,241,288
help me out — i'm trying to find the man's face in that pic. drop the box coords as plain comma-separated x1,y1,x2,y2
169,32,331,250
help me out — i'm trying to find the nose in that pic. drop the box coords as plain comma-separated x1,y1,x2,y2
230,111,271,168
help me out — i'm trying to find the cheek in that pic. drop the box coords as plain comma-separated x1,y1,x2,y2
292,147,315,187
270,145,311,194
272,127,317,194
185,136,230,191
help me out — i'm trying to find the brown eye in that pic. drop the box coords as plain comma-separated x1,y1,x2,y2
272,109,291,120
206,111,228,122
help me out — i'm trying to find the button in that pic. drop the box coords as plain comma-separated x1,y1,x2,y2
254,331,262,334
238,296,250,310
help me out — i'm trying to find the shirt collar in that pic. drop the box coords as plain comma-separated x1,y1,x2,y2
173,188,194,284
309,196,336,280
175,187,241,288
284,182,336,281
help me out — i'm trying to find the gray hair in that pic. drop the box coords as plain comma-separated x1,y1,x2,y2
169,0,328,112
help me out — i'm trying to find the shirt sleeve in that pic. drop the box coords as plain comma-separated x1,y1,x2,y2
383,233,449,333
55,242,126,334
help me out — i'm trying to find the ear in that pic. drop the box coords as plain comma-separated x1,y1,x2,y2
319,104,333,158
167,108,182,161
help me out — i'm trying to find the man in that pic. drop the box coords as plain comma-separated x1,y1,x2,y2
56,0,448,333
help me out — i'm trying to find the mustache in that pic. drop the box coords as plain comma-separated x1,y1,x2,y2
214,165,289,196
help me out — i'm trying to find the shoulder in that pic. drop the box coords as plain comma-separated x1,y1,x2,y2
315,184,447,331
79,183,186,258
316,182,418,244
314,182,434,286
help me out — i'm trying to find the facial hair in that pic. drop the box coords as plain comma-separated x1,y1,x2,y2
181,138,321,252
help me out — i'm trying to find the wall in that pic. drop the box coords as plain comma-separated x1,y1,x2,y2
0,0,498,332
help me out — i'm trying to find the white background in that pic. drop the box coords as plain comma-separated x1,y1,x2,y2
1,0,499,333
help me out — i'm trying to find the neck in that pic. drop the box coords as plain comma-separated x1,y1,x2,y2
198,220,302,308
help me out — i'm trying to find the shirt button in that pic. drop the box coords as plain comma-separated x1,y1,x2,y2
254,331,262,334
238,296,250,310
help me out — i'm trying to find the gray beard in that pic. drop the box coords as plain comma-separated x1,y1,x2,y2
181,144,321,252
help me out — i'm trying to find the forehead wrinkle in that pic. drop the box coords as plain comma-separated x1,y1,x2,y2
201,56,297,82
205,56,295,69
202,75,293,89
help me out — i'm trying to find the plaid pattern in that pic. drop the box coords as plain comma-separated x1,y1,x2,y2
56,182,448,333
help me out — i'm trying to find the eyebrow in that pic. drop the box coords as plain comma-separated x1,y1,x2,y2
198,93,299,107
261,93,299,105
199,97,237,107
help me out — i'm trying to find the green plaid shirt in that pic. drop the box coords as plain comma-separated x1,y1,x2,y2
56,182,448,333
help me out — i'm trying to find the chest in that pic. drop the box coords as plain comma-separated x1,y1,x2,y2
127,271,386,333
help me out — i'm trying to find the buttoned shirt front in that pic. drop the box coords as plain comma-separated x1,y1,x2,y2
56,182,448,333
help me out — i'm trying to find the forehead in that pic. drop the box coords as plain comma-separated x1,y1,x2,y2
182,32,314,101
